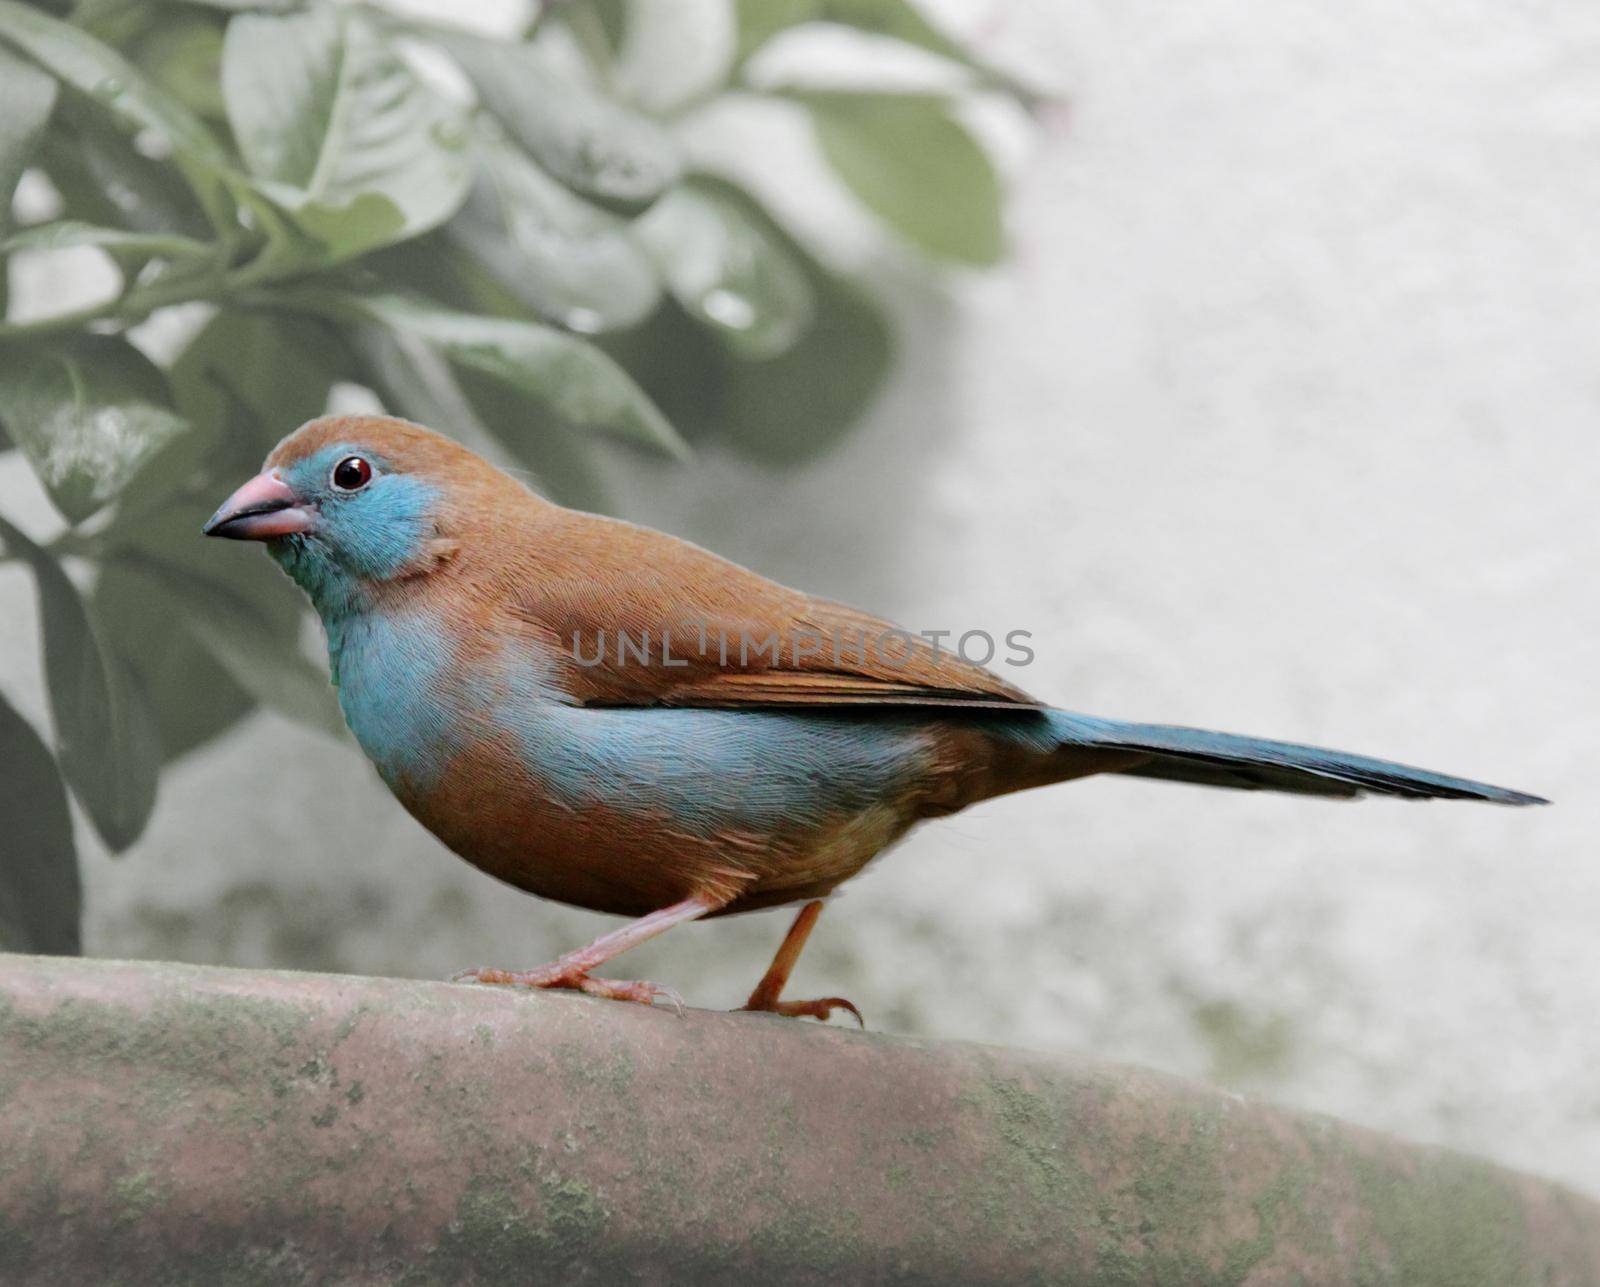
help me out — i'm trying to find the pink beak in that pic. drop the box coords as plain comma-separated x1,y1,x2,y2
202,472,315,541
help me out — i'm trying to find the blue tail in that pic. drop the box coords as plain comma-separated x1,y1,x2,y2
1046,710,1546,805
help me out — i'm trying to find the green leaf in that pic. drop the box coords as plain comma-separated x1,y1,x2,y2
635,175,815,359
732,0,816,64
365,229,529,320
0,691,80,955
185,603,343,738
221,7,471,262
581,0,629,53
720,269,891,460
445,126,659,334
0,0,237,230
100,411,220,531
133,555,343,737
596,297,724,446
736,0,1029,95
815,0,977,68
0,41,56,318
0,515,159,853
0,334,191,524
456,363,614,512
290,289,687,458
173,0,301,9
354,322,613,513
348,318,478,433
93,561,255,762
168,307,344,454
99,506,345,740
432,29,680,214
129,7,227,121
68,0,157,48
603,195,891,463
37,104,214,241
88,366,337,742
0,43,58,231
1,219,215,261
109,315,342,535
804,92,1003,265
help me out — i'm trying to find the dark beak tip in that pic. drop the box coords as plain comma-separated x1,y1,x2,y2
202,472,313,542
202,505,273,540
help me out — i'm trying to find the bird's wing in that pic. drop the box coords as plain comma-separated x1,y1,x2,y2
503,510,1043,711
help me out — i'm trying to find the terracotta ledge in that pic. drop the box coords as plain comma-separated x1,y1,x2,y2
0,953,1596,1285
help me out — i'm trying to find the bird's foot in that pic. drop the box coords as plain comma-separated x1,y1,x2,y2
735,901,862,1025
452,965,683,1013
740,994,864,1027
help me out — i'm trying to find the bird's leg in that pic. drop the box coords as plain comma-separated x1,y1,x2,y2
454,892,725,1009
739,900,862,1026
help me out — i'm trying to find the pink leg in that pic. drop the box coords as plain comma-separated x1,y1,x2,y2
739,900,862,1026
455,893,724,1010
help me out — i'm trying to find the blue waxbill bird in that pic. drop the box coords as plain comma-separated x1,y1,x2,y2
204,414,1546,1019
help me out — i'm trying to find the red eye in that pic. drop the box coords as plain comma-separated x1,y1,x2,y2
331,456,372,491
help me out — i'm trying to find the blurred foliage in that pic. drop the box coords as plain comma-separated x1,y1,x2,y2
0,0,1033,952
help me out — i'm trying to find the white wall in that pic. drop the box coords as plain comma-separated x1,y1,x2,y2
3,0,1596,1194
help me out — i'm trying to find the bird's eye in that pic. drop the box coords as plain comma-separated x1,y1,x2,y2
331,456,373,492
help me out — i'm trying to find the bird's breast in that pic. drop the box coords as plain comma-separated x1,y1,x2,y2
327,608,464,797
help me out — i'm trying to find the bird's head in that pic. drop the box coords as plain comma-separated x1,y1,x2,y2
203,415,520,616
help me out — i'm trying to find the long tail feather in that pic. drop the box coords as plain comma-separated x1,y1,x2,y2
1047,711,1546,805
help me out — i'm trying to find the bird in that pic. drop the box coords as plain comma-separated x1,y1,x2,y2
203,414,1545,1022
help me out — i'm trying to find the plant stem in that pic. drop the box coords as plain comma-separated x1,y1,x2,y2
0,251,309,340
0,276,206,340
46,529,100,559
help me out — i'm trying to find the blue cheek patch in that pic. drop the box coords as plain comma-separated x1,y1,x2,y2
326,475,441,582
267,447,441,613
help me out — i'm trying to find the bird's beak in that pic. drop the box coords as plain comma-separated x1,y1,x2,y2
202,472,315,541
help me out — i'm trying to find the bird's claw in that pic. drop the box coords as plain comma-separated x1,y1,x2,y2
741,995,864,1027
452,965,524,986
647,982,687,1016
452,965,683,1013
575,974,684,1015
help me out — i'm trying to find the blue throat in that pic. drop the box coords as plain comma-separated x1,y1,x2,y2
269,536,365,632
257,460,457,790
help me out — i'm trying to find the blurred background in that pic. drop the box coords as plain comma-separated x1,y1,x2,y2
2,0,1597,1200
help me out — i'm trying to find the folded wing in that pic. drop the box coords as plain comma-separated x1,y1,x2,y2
506,510,1040,711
